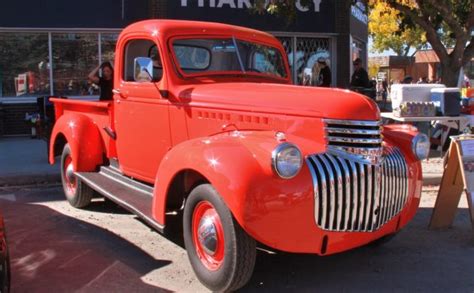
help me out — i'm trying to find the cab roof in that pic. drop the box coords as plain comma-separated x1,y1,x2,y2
121,19,280,46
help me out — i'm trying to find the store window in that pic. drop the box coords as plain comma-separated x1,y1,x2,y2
277,36,331,86
296,38,331,86
351,38,365,62
52,33,98,96
0,33,50,97
101,33,119,65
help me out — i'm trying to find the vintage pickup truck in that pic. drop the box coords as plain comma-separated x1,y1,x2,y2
49,20,429,291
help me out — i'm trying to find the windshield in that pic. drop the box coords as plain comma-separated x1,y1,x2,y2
171,38,288,79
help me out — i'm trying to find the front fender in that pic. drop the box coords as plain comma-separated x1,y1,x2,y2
153,130,321,252
49,113,104,172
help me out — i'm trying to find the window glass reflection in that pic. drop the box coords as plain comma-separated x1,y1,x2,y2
52,33,98,96
0,33,50,97
101,33,118,65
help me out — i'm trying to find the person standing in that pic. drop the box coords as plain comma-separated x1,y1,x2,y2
350,58,370,88
317,57,332,87
88,61,114,101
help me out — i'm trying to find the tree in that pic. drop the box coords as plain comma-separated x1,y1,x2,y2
375,0,474,86
256,0,474,86
368,2,426,56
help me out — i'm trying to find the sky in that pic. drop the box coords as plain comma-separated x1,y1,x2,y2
368,37,397,57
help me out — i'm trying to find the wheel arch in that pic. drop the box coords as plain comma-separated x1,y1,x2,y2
49,113,105,172
152,132,276,227
165,168,210,213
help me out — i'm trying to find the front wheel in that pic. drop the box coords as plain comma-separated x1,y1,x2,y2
183,184,256,292
60,144,93,208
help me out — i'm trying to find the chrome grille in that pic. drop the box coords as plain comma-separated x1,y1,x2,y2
324,119,383,164
306,147,409,232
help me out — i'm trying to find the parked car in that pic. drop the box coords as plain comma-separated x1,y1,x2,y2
0,212,10,293
49,20,429,292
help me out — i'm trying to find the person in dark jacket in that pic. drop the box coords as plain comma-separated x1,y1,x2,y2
88,62,114,101
317,57,332,87
350,58,370,88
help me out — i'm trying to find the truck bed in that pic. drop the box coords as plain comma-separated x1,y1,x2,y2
51,98,114,157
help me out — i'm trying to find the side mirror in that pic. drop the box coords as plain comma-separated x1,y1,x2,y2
134,57,153,82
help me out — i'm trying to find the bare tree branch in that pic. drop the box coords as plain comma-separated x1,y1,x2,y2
423,0,464,35
462,36,474,65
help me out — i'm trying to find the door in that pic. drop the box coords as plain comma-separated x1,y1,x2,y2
114,38,171,182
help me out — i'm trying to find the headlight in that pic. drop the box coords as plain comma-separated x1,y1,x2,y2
412,133,430,160
272,143,303,179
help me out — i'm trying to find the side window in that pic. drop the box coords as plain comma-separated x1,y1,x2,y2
123,39,163,82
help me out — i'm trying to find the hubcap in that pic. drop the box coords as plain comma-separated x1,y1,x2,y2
197,216,218,255
63,156,76,194
192,201,225,271
66,163,75,183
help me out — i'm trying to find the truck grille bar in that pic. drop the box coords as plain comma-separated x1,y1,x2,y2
306,147,409,232
324,119,383,165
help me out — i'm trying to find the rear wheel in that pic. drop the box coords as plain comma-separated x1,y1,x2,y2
60,144,93,208
183,184,256,292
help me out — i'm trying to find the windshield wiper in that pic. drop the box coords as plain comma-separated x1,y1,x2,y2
232,36,246,74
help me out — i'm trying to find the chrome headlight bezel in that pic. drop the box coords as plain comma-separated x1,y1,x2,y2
412,133,430,160
272,142,303,179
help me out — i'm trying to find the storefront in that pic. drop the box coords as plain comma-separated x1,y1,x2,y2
161,0,369,88
0,0,368,135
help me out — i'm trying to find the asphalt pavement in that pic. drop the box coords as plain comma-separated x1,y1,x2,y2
0,185,472,292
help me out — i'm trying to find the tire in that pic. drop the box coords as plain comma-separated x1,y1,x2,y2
60,144,93,208
183,184,256,292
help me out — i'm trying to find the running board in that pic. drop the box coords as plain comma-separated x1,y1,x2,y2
75,167,163,233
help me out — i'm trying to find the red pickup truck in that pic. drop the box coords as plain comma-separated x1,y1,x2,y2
49,20,428,291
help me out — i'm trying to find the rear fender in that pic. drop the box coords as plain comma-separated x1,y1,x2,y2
49,113,104,172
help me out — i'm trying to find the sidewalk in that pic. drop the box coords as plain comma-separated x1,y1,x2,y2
0,137,60,186
421,156,444,186
0,136,443,187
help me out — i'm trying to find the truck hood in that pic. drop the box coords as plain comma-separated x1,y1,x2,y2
178,82,380,121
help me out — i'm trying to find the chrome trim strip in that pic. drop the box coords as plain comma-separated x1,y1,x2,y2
336,157,351,231
313,156,328,228
392,150,402,214
324,119,382,126
319,155,336,229
365,164,372,230
306,158,320,228
348,160,358,231
358,163,366,230
372,165,381,230
327,155,344,230
327,146,384,165
387,151,397,222
326,127,381,135
328,137,383,144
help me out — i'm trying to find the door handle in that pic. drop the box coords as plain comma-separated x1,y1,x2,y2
113,88,128,99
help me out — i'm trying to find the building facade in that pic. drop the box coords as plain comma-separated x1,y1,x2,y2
0,0,368,135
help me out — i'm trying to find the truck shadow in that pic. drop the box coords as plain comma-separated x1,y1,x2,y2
242,207,474,292
0,189,173,292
